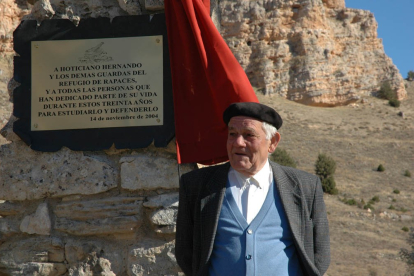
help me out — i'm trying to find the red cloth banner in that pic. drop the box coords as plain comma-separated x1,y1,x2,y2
165,0,258,165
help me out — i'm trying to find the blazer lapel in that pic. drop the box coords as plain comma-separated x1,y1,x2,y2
199,163,230,269
271,162,304,245
271,162,320,276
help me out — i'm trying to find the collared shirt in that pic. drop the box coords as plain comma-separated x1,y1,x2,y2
228,159,273,224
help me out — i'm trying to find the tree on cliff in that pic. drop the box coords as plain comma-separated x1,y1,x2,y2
407,70,414,81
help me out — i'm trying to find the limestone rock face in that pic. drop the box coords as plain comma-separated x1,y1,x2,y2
0,142,117,200
0,0,30,53
218,0,407,106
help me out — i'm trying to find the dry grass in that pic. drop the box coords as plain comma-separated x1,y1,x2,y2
257,84,414,276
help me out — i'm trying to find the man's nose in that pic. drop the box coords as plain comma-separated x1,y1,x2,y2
234,134,246,146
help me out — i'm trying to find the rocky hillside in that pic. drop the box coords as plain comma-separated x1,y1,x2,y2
216,0,406,106
258,80,414,276
0,0,407,106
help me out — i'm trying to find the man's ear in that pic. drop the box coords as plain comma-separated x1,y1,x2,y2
268,132,281,153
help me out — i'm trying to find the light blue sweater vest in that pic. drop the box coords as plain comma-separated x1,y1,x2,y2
208,180,303,276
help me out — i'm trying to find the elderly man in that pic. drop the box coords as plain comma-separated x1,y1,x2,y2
175,102,330,276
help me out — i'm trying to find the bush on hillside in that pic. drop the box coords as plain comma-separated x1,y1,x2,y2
270,148,297,168
408,70,414,80
378,82,395,100
377,164,385,172
321,176,338,195
315,153,338,194
315,153,336,178
389,99,401,108
405,170,412,177
371,195,380,203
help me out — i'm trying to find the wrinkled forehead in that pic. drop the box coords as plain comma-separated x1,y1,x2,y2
228,116,263,130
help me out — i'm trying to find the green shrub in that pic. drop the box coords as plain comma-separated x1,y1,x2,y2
393,189,400,194
392,198,397,202
404,170,412,177
315,154,338,194
377,164,385,172
321,176,338,195
371,195,380,203
400,207,408,213
389,99,401,107
270,148,297,168
389,205,396,210
378,82,395,100
341,198,357,206
364,203,374,210
402,226,409,232
315,154,336,178
408,70,414,80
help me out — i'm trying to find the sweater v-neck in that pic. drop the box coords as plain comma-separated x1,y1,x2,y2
225,178,276,231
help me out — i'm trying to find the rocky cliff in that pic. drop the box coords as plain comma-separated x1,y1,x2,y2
0,0,30,54
217,0,406,106
0,0,407,106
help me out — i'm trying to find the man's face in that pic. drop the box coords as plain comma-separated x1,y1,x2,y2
227,116,280,177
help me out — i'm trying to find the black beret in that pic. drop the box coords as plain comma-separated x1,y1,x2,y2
223,102,283,129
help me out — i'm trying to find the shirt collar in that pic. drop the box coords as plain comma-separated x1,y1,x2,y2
229,159,272,189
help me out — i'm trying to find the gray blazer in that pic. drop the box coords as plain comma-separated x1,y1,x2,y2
175,161,330,276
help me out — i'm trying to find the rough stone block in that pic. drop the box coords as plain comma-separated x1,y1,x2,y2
0,217,19,237
0,144,117,200
118,0,142,15
150,209,177,226
55,216,141,236
55,197,144,220
154,225,176,235
120,154,194,190
143,193,178,209
128,239,179,276
145,0,164,11
0,200,25,216
20,203,51,235
65,239,124,275
0,237,65,275
144,193,179,234
68,253,116,276
19,263,67,276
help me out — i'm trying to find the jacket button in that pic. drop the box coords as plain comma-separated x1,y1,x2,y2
247,229,253,234
245,255,252,260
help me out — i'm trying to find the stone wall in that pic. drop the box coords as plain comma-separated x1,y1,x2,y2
0,0,195,275
0,133,194,275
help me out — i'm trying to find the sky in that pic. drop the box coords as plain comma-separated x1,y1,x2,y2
345,0,413,79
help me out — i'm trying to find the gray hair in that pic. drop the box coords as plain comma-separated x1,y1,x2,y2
261,122,277,140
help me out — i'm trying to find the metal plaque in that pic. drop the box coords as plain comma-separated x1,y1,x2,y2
31,36,163,131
